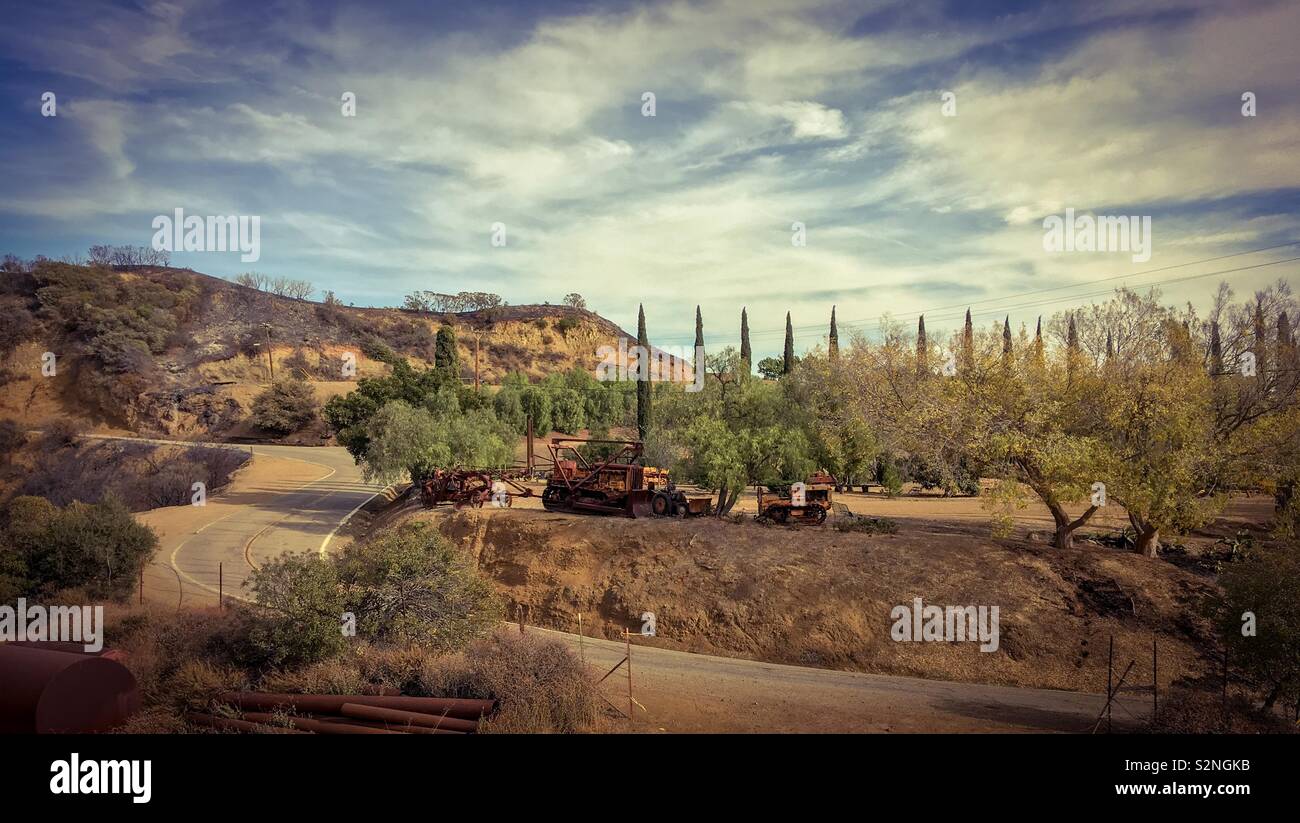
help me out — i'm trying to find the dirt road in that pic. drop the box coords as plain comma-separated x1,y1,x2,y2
532,624,1145,732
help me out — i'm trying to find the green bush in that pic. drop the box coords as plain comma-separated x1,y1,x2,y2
337,520,501,650
876,455,904,497
0,494,158,598
1212,545,1300,713
555,316,579,335
251,378,319,434
833,514,899,534
245,552,347,669
243,521,500,669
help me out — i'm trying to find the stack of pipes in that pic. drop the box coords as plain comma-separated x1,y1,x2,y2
188,692,497,735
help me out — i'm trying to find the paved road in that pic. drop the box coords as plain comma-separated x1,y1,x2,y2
109,439,386,608
118,437,1146,732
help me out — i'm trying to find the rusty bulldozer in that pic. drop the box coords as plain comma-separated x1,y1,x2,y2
541,437,712,518
755,471,835,525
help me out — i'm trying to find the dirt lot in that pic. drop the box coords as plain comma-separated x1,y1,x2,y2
405,486,1246,696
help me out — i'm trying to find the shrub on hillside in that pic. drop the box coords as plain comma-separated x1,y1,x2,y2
244,553,348,669
38,418,79,450
0,295,36,356
1210,544,1300,713
243,521,501,668
434,631,598,733
1146,688,1296,734
336,520,501,650
251,378,319,434
0,494,158,598
0,418,26,463
555,316,579,335
18,440,249,510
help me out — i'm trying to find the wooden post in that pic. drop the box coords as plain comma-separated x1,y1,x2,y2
139,566,144,606
219,562,223,611
264,325,274,382
474,334,481,392
1107,635,1114,734
526,416,534,474
578,612,584,665
1152,636,1158,724
625,628,634,726
1222,647,1229,725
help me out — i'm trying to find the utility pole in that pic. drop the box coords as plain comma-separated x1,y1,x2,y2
474,334,481,392
526,415,534,474
261,323,274,382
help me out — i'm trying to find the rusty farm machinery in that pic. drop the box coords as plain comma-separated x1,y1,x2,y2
755,471,836,525
541,437,712,518
419,467,534,509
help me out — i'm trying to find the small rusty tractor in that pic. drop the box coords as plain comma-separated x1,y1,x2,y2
541,438,711,518
755,471,835,525
420,468,533,509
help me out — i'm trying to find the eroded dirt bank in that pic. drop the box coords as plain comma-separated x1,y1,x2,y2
416,506,1218,694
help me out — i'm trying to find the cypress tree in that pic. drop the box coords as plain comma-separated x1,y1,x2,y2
435,325,458,374
961,308,973,370
783,312,795,374
637,304,651,440
694,305,704,374
1254,300,1269,380
1002,316,1012,354
740,308,752,375
829,305,839,361
1033,316,1044,364
916,315,928,375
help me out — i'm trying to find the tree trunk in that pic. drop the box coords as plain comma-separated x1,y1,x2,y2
716,485,741,517
1263,682,1281,709
1129,512,1160,557
1050,504,1098,549
1013,458,1097,549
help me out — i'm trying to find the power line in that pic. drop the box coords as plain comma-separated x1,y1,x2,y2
649,241,1300,344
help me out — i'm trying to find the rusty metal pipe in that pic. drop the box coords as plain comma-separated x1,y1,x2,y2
0,645,140,733
218,692,495,720
339,703,479,733
186,712,308,734
316,714,467,735
238,711,403,734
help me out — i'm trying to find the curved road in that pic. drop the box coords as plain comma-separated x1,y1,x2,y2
126,441,385,608
127,439,1146,732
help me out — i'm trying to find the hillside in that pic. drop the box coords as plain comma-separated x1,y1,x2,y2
0,263,636,438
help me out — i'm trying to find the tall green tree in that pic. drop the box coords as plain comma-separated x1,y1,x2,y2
829,305,839,362
694,305,704,374
435,325,458,374
783,312,795,375
916,315,928,376
740,307,752,375
637,304,651,439
961,308,973,372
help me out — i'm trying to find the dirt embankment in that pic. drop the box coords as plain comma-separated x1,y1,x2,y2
419,505,1220,695
0,265,632,438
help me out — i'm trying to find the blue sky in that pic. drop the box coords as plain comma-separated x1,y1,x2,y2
1,0,1297,358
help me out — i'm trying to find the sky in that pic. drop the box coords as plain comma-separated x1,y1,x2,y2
1,0,1298,359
